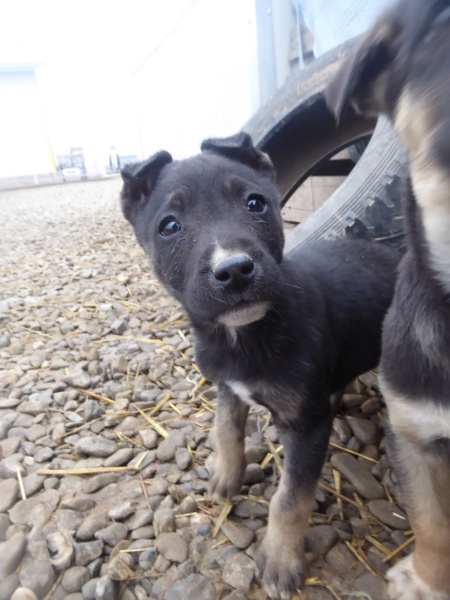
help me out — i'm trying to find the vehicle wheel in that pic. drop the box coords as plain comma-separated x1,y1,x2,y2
243,38,408,251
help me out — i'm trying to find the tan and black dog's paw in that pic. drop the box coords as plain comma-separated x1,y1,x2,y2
208,456,246,501
256,540,305,600
387,555,450,600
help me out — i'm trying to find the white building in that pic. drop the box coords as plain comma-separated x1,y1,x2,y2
0,62,55,183
0,0,299,186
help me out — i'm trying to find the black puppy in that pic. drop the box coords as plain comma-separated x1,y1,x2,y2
326,1,450,598
120,133,399,599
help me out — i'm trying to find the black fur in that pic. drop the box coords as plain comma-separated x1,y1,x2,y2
380,187,450,404
120,134,399,598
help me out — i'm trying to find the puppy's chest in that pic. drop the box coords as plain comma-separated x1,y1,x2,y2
227,380,263,408
196,323,312,386
197,345,307,410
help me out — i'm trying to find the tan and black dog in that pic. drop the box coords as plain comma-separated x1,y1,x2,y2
120,133,399,598
327,1,450,598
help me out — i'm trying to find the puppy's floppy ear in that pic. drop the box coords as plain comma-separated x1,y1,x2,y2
325,21,398,123
120,151,173,224
201,132,275,179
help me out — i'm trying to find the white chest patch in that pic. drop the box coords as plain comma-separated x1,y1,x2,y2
227,380,259,408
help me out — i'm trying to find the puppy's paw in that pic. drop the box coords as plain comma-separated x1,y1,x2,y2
387,554,450,600
257,541,305,600
208,457,246,501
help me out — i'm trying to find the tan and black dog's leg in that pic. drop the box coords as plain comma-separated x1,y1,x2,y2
258,406,333,600
209,382,249,500
385,397,450,600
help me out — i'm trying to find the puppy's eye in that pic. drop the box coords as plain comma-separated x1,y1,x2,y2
247,194,266,213
159,217,181,237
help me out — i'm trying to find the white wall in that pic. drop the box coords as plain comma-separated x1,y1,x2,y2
0,71,54,177
133,0,258,160
36,67,142,170
1,0,258,174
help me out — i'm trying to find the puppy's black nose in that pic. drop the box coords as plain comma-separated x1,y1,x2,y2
214,255,255,290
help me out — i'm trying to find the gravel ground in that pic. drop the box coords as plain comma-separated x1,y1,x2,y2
0,178,413,600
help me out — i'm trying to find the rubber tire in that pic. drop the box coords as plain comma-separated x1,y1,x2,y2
243,38,408,251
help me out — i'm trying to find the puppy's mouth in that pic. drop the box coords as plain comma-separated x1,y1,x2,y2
217,301,271,327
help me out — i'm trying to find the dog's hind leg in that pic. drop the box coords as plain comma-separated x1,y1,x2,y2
258,401,333,599
209,383,249,501
385,399,450,600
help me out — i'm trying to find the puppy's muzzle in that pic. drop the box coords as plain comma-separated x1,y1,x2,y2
213,254,255,293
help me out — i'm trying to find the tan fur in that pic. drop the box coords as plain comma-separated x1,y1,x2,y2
209,392,248,501
394,87,433,158
388,437,450,595
387,390,450,443
412,166,450,293
260,476,316,599
382,386,450,596
395,88,450,292
260,151,275,171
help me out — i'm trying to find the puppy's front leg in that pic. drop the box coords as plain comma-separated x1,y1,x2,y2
209,382,249,501
259,404,333,600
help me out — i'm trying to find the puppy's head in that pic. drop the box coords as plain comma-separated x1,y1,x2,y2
325,0,450,133
120,132,285,329
326,0,450,221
